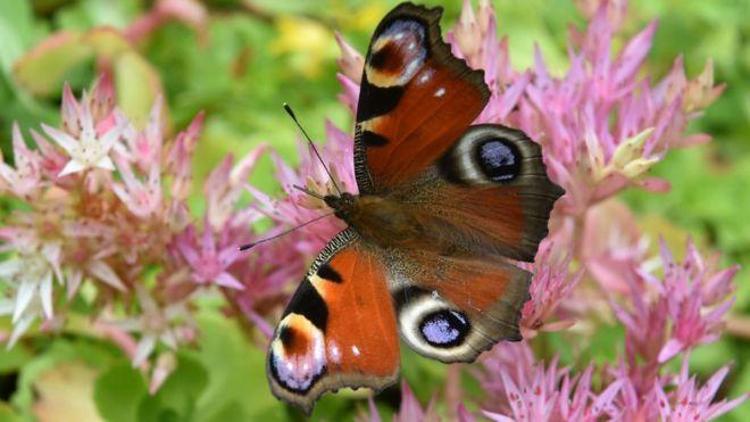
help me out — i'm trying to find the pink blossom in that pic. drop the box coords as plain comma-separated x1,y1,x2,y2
581,199,649,294
0,124,43,197
165,112,204,202
654,239,737,363
362,381,439,422
604,237,738,400
204,146,267,231
0,82,214,360
520,239,582,336
613,357,748,421
653,359,749,421
334,31,364,84
393,381,438,422
516,3,719,214
174,223,244,290
449,0,496,72
0,229,62,329
99,285,195,367
480,342,622,421
230,235,305,304
112,156,162,218
59,79,117,138
117,97,164,170
42,83,124,177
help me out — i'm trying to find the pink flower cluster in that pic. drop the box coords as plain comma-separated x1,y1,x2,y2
0,76,294,390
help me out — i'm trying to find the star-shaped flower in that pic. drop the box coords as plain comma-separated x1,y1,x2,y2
42,102,123,177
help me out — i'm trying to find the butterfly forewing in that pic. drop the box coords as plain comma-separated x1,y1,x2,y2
266,229,399,414
354,3,489,193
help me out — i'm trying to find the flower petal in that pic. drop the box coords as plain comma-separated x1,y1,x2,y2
59,159,86,177
132,334,157,367
95,155,116,172
87,260,126,291
7,313,36,349
40,271,54,320
215,272,244,290
12,279,36,323
42,124,79,154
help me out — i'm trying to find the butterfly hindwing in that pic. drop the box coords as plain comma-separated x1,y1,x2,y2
267,229,400,414
386,249,531,362
420,124,563,262
355,3,489,193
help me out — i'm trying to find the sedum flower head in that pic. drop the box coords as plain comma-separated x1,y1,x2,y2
42,83,124,177
0,124,44,198
0,80,287,374
480,342,623,421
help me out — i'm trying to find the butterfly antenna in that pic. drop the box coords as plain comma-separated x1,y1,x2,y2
283,103,343,195
238,212,334,251
292,184,325,200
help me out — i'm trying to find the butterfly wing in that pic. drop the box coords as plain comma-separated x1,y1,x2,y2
354,4,563,262
267,229,399,414
386,248,531,362
354,3,489,193
398,124,564,262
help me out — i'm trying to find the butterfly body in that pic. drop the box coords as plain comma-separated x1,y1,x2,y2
325,192,431,251
265,3,564,413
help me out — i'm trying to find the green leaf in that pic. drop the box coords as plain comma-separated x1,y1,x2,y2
93,362,147,422
55,0,140,30
188,312,285,421
0,0,40,75
84,28,132,59
12,31,94,96
12,338,117,414
400,348,447,404
114,50,163,128
0,402,21,422
0,343,32,373
153,354,208,418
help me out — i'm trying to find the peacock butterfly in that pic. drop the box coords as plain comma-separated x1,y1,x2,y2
264,2,563,413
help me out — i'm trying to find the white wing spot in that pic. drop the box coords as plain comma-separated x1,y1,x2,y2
329,342,341,363
435,88,446,97
352,345,361,356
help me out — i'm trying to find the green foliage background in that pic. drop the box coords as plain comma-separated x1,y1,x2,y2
0,0,749,420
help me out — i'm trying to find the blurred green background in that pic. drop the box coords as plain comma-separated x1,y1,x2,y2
1,0,749,420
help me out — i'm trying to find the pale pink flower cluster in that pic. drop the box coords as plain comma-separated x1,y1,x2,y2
0,76,293,389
